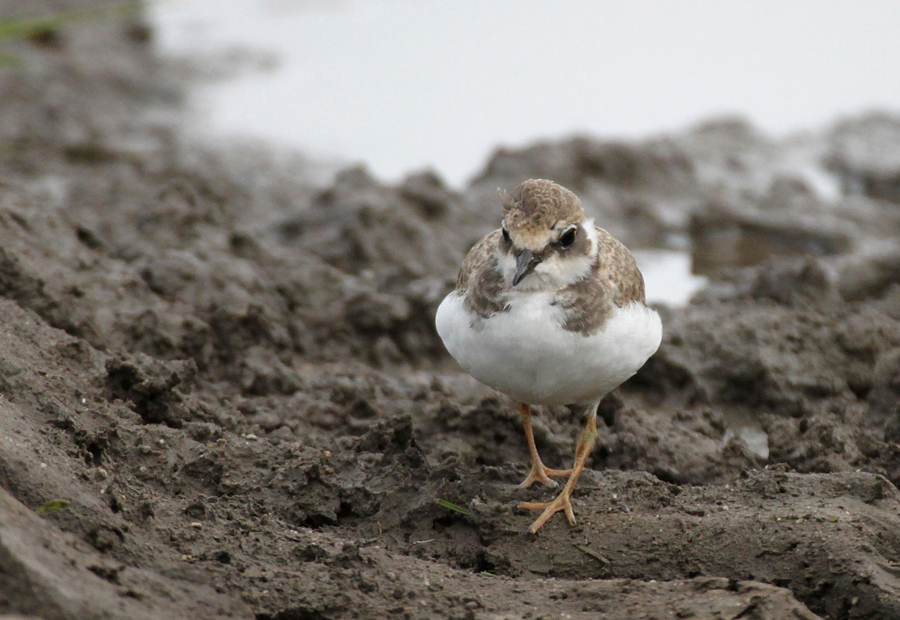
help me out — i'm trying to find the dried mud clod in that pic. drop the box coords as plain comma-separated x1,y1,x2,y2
105,353,197,426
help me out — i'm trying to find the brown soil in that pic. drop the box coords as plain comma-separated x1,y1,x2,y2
2,2,900,619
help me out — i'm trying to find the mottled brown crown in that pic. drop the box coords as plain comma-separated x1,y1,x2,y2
500,179,585,235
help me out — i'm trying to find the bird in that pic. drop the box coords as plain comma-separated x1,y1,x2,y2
435,179,662,534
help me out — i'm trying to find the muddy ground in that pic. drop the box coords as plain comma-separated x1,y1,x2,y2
2,2,900,619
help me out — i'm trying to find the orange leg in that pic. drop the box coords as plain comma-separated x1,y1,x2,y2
517,403,572,489
520,406,598,534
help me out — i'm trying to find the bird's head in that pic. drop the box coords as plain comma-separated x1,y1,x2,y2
497,179,596,290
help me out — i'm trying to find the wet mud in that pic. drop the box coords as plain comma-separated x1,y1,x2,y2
2,2,900,619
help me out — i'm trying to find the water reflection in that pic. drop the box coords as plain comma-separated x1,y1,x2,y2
633,248,707,306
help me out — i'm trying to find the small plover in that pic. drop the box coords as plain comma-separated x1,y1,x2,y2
436,179,662,533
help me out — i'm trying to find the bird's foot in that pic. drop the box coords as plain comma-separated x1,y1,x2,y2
519,489,576,534
518,463,572,489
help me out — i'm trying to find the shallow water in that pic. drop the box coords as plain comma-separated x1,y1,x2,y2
150,0,900,187
632,248,707,306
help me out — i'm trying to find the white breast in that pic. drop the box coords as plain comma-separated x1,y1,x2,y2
435,291,662,406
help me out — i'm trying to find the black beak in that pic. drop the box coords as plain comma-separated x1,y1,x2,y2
512,250,541,286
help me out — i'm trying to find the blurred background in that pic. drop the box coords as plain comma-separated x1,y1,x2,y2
147,1,900,308
150,0,900,186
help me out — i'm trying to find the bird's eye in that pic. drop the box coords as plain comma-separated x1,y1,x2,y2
559,227,577,248
501,227,511,243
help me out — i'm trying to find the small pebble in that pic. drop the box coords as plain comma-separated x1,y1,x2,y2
268,425,295,442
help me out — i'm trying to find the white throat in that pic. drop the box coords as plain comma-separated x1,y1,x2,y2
497,220,598,291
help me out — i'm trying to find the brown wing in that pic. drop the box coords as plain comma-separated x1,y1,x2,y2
594,226,646,306
551,227,646,336
456,229,500,291
456,230,508,319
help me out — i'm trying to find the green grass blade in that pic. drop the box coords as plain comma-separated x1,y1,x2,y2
37,499,71,515
0,3,142,42
437,499,473,516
